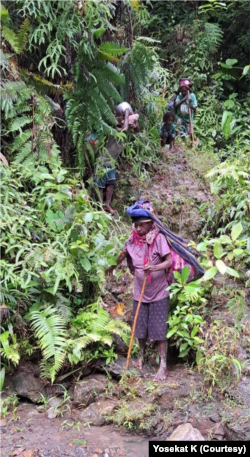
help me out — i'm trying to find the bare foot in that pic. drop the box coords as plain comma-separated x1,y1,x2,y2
103,204,115,215
132,357,143,370
153,366,167,382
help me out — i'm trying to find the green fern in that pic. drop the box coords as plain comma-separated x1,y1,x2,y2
19,69,71,95
0,50,12,72
65,56,124,173
68,304,130,363
205,23,223,53
0,5,9,24
29,306,67,383
2,16,30,54
121,41,155,98
0,287,18,306
16,18,30,54
98,42,127,63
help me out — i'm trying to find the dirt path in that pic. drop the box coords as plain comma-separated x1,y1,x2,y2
2,145,250,455
1,405,149,457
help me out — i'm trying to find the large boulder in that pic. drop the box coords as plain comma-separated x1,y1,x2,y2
167,423,205,441
74,374,107,406
11,371,45,403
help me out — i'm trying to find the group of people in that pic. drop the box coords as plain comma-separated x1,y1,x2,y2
160,78,197,149
102,79,198,381
90,77,197,214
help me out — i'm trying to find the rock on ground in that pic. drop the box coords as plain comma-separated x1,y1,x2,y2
74,374,108,406
167,423,205,441
73,399,117,426
10,370,45,403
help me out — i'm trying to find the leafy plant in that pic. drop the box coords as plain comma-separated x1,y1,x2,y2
0,325,20,367
198,222,249,281
1,5,30,54
197,321,242,393
28,306,67,382
67,303,130,366
167,267,205,358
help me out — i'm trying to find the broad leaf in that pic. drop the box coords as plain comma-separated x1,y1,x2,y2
225,58,238,66
233,248,244,256
216,260,227,274
0,367,5,392
202,267,218,281
243,65,250,76
231,222,243,241
181,266,190,284
84,212,93,223
191,326,199,338
214,242,224,259
167,326,178,338
80,257,91,272
225,266,239,278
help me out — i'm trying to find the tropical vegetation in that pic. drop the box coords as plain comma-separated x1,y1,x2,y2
1,0,249,396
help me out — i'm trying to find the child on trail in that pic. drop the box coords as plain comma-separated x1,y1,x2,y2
95,102,139,215
160,111,176,149
174,79,197,135
106,201,172,382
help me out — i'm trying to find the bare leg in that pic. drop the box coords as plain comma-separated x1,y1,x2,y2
154,340,168,381
132,338,146,370
169,139,174,150
103,184,115,214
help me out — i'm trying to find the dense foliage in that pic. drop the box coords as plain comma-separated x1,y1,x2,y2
1,0,249,392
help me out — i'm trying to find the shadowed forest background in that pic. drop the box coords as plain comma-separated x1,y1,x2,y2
1,0,250,449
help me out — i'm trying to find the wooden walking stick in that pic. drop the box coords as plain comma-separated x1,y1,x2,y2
126,272,148,370
188,89,195,147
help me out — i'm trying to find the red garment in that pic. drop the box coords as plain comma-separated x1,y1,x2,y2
124,231,171,303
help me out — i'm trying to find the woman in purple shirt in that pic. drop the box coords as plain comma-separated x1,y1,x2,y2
106,214,172,381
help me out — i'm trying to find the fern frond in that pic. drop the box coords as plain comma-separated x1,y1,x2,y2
10,116,32,132
54,293,72,321
0,50,12,72
0,5,9,24
29,306,67,383
123,42,155,97
205,23,223,53
105,320,130,335
98,42,127,62
2,26,20,54
14,141,33,164
17,18,30,53
19,69,68,95
0,288,17,305
11,130,32,152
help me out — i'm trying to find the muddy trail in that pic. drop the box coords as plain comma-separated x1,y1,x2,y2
2,146,250,457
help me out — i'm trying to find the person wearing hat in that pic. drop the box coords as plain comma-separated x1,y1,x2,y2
174,79,197,134
95,102,139,215
106,201,172,381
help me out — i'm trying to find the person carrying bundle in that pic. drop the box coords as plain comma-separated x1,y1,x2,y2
174,79,197,135
94,102,139,215
106,200,204,381
106,201,172,381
